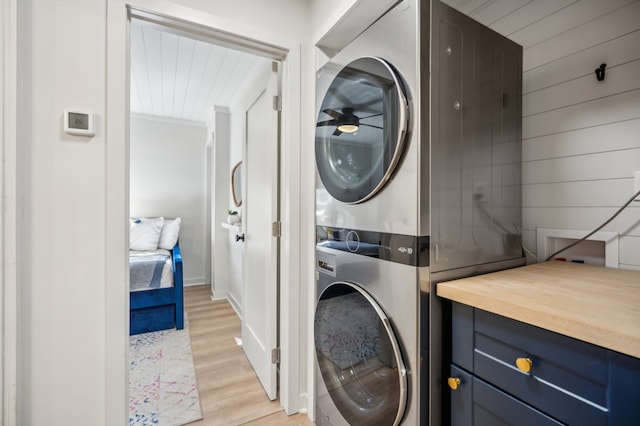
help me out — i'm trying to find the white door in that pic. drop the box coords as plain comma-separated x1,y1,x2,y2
242,62,280,400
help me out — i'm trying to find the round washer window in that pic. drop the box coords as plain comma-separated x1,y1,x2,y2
315,57,409,204
314,282,407,425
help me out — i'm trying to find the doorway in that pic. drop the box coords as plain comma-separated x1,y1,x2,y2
106,2,304,422
128,8,281,393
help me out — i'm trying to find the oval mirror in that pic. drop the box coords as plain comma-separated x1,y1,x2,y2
231,161,242,207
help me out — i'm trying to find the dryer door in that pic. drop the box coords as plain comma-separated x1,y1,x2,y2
315,57,409,204
314,281,407,425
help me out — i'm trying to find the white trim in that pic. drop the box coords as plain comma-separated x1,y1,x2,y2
130,112,208,128
210,289,228,300
210,290,243,321
106,0,304,420
2,0,18,423
311,0,396,59
278,43,303,415
227,292,243,321
184,278,206,286
105,3,130,424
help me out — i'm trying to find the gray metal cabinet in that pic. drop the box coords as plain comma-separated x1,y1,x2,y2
430,0,523,273
449,302,640,425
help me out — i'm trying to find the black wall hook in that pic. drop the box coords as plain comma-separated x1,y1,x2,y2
595,63,606,81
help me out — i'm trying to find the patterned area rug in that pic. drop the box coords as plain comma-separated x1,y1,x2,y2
129,320,203,426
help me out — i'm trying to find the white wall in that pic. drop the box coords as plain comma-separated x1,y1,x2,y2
17,0,639,424
19,0,108,423
226,97,244,309
17,0,311,424
130,115,208,284
211,106,232,302
514,1,640,269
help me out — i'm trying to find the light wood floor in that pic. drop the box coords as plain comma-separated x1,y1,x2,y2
184,285,314,425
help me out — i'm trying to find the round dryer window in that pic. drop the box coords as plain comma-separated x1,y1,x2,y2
314,282,407,425
315,57,409,204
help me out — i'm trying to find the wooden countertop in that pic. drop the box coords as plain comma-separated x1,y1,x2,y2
437,261,640,359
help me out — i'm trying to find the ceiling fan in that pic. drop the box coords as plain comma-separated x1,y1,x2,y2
317,107,383,136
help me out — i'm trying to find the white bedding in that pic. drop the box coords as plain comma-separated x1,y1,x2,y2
129,248,174,291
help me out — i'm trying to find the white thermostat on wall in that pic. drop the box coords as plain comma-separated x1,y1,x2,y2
64,109,94,136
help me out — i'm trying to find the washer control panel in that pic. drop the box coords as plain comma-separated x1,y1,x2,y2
316,225,429,267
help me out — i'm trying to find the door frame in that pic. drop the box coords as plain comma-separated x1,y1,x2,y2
1,0,18,423
106,0,303,421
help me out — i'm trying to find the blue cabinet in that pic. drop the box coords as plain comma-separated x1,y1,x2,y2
450,364,562,426
449,302,640,425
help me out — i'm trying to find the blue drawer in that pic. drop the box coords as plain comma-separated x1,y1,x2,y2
453,303,612,425
130,304,175,335
449,364,562,426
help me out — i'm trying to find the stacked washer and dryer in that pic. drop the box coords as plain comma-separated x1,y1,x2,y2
313,1,525,425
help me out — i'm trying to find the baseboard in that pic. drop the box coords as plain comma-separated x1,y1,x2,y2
184,277,205,286
227,292,242,320
211,288,228,300
298,393,308,414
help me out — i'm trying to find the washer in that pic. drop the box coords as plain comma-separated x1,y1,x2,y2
314,1,525,425
314,241,420,426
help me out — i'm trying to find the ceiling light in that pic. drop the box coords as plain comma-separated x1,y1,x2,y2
337,111,359,133
337,124,359,133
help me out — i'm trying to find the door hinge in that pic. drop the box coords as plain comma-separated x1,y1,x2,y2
271,347,281,364
272,95,282,111
272,221,281,238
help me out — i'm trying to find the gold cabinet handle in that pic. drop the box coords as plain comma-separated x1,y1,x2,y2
516,357,533,373
447,377,462,390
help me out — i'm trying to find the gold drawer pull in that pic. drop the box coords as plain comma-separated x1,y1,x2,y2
516,357,533,373
447,377,461,390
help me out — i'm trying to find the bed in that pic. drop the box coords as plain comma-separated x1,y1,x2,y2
129,217,184,335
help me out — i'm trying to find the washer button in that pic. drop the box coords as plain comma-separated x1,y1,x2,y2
346,231,360,253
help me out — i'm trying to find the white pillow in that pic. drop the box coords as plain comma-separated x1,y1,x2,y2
159,217,181,250
130,217,164,251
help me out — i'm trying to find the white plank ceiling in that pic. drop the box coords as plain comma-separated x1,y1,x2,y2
131,0,634,122
130,19,270,123
440,0,635,55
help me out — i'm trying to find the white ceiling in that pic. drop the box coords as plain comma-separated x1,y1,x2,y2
441,0,580,43
130,19,271,123
130,0,590,124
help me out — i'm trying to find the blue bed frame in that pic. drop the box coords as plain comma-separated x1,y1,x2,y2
129,244,184,335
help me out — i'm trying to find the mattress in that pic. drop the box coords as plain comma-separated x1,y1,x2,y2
129,249,174,291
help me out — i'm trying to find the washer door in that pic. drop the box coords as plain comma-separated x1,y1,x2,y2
314,281,407,425
315,57,409,204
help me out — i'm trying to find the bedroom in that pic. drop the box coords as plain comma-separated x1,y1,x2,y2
127,9,278,364
2,0,640,424
127,15,276,313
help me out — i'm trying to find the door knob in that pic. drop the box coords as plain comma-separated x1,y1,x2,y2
235,233,245,242
447,377,461,390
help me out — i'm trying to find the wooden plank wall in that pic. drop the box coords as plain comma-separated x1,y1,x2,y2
445,0,640,269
